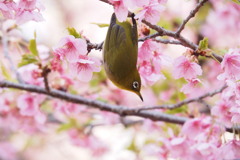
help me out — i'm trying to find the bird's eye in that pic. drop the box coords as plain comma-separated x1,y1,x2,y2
133,81,139,89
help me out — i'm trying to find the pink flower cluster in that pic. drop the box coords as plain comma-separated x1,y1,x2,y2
68,129,108,156
0,0,44,24
138,39,172,86
201,2,240,48
53,35,101,82
164,117,240,160
18,64,44,86
0,142,17,160
173,55,203,95
108,0,166,24
213,48,240,127
0,93,46,134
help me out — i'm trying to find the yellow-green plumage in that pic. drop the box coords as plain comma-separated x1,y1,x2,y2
103,13,143,101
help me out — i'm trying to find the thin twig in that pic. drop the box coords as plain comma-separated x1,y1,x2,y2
134,85,227,111
0,80,188,124
138,33,160,41
142,19,199,50
88,33,160,51
175,0,209,35
42,66,51,92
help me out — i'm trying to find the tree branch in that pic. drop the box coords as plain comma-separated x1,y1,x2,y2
153,38,183,46
138,33,160,41
134,85,227,111
87,41,104,52
0,80,188,125
42,66,51,92
142,19,199,50
0,81,237,133
175,0,209,35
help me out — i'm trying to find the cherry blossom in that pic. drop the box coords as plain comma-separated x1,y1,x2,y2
0,93,13,113
215,140,240,160
18,64,43,86
138,39,158,61
0,1,17,19
123,0,150,10
17,93,46,124
135,0,165,24
0,0,240,159
69,55,101,82
68,129,108,156
53,35,88,63
152,50,172,71
18,0,39,10
165,117,223,160
15,9,44,24
173,56,202,80
201,3,240,48
108,0,128,22
137,39,170,85
0,142,17,160
211,99,233,127
15,0,45,24
218,48,240,81
180,78,201,95
138,60,165,86
53,100,86,116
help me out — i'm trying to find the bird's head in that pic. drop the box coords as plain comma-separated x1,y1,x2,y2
118,70,143,101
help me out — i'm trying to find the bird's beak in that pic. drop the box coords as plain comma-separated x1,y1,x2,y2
137,92,144,101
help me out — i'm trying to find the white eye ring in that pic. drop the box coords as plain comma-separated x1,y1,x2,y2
133,81,139,89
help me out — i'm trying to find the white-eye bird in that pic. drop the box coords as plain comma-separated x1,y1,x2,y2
103,13,143,101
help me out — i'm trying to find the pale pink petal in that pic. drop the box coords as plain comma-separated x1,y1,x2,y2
173,56,202,80
18,0,37,10
123,0,150,9
218,49,240,81
15,10,44,24
180,78,201,94
138,39,159,61
35,111,46,124
109,0,128,22
53,35,88,63
69,55,101,82
114,4,128,22
0,1,17,19
211,100,233,127
135,0,165,24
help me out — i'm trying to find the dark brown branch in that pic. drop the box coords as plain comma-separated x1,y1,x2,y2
175,0,209,35
87,41,104,52
42,66,51,92
134,85,227,111
0,80,188,124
